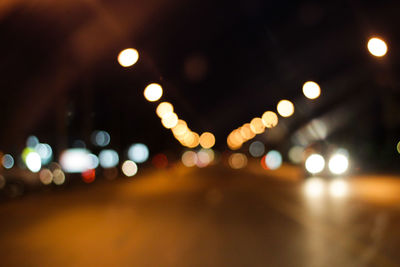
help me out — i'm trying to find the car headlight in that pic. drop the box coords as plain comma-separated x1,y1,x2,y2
328,153,349,175
305,153,325,174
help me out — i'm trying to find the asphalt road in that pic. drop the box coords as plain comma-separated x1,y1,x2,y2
1,163,400,267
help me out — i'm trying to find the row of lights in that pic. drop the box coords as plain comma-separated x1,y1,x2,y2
118,48,217,150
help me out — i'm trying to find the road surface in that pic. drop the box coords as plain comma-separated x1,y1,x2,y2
1,163,400,267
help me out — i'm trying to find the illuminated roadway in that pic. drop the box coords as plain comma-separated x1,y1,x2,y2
1,163,400,267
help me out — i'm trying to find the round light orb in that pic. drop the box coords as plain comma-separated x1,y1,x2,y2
182,151,197,167
128,143,149,163
277,100,294,117
2,154,14,169
367,37,387,57
122,160,138,177
302,81,321,100
328,153,349,175
249,141,265,157
161,112,178,129
265,150,282,170
261,111,278,128
305,154,325,174
144,83,163,102
99,149,119,168
228,153,248,169
156,102,174,118
26,152,42,173
118,48,139,67
199,132,216,149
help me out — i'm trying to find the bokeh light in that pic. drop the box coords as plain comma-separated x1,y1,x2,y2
39,169,53,185
26,152,41,173
239,123,255,140
118,48,139,67
277,100,294,117
228,153,247,169
182,151,197,167
91,130,110,147
2,154,14,169
304,177,324,198
329,179,349,198
396,141,400,154
196,150,212,167
53,169,65,185
367,37,388,57
265,150,282,170
305,154,325,174
249,141,265,157
82,169,96,183
59,149,93,173
199,132,216,149
328,153,349,175
302,81,321,99
172,120,188,138
122,160,138,177
288,146,304,164
35,143,53,164
87,154,99,169
161,112,179,129
156,102,174,118
250,117,265,134
26,135,39,148
261,111,278,128
99,149,119,168
144,83,163,102
128,143,149,163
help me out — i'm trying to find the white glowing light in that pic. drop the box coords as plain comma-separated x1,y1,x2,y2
329,179,349,198
305,154,325,174
265,150,282,170
302,81,321,99
35,143,53,164
144,83,163,102
59,149,92,173
367,37,387,57
122,160,138,177
118,48,139,67
128,143,149,163
304,177,324,198
328,153,349,175
25,152,41,173
99,149,119,168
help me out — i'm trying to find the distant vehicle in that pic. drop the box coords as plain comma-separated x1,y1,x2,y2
302,142,350,178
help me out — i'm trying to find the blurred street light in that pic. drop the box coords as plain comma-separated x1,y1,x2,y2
118,48,139,67
367,37,387,57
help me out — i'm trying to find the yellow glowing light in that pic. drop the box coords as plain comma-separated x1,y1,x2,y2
261,111,278,128
302,81,321,100
156,102,174,118
144,83,163,102
227,131,243,150
188,132,200,148
397,141,400,154
250,117,265,134
277,99,294,117
161,112,178,129
118,48,139,67
199,132,216,149
228,153,248,169
239,123,255,140
172,120,188,137
367,37,388,57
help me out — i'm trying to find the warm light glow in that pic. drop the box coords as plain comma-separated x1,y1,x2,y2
196,150,212,167
228,153,247,169
53,169,65,185
239,123,255,140
304,177,324,198
329,179,349,198
199,132,215,149
144,83,163,102
161,112,178,129
182,151,197,167
118,48,139,67
328,153,349,175
172,120,188,138
250,117,265,134
397,141,400,154
288,146,304,164
156,102,174,118
227,130,243,150
122,160,138,177
305,154,325,174
367,37,388,57
302,81,321,100
261,111,278,128
39,169,53,185
277,100,294,117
